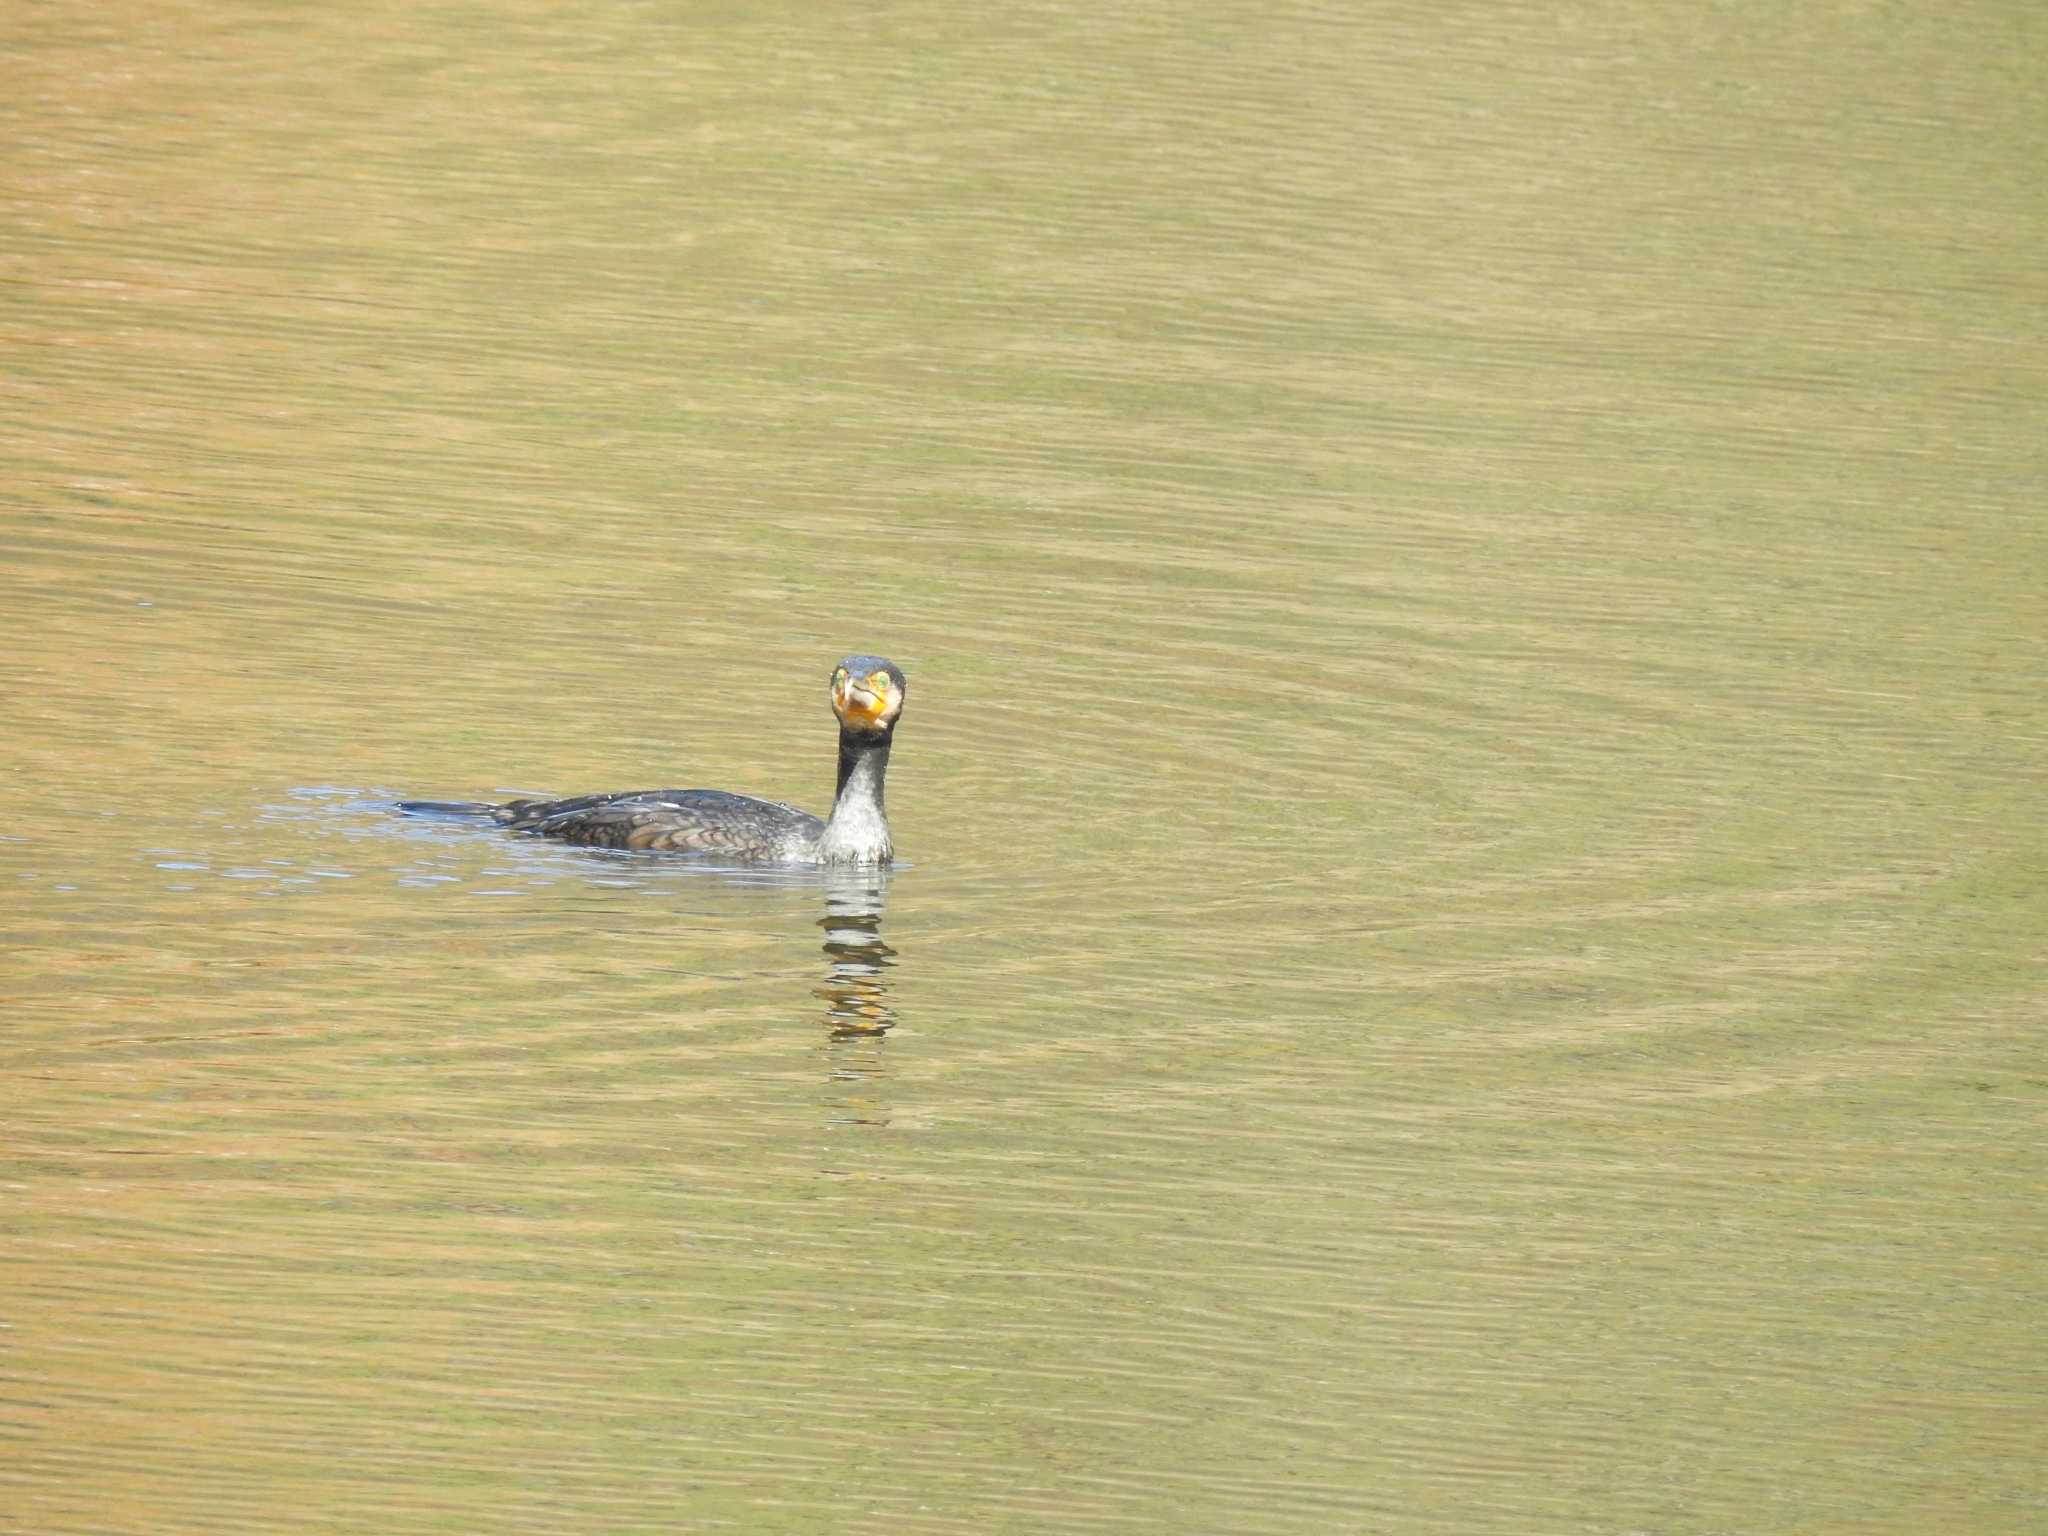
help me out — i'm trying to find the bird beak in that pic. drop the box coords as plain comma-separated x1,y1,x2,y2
836,675,889,728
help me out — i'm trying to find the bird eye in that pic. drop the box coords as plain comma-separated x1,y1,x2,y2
834,668,848,685
867,672,890,693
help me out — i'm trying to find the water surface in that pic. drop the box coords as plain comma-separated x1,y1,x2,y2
4,2,2044,1532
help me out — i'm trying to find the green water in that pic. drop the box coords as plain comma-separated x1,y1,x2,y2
4,2,2044,1532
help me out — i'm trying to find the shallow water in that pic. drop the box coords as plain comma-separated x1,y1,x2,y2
5,2,2045,1532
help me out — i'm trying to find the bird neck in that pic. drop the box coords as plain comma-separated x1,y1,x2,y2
819,727,893,862
835,727,891,806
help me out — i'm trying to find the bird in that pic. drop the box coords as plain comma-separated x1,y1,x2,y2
399,654,907,863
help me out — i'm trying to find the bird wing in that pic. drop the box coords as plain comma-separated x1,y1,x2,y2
513,790,820,855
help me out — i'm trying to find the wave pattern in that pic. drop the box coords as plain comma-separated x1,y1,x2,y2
3,1,2044,1532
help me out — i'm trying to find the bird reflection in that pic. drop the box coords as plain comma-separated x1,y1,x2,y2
816,867,896,1039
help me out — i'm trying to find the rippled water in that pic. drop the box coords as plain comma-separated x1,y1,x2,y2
5,2,2044,1532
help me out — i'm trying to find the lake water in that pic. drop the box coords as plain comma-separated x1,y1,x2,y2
5,3,2044,1532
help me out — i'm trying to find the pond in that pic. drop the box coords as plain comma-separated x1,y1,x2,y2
5,3,2043,1531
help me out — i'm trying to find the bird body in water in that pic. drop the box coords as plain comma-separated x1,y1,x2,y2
400,655,906,864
